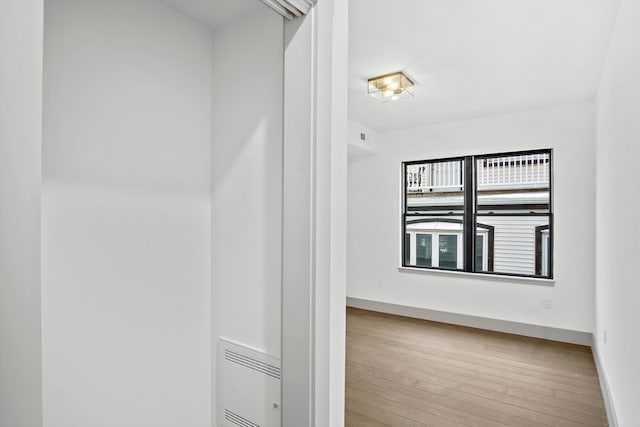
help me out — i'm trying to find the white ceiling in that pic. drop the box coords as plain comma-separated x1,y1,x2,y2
349,0,621,132
160,0,265,29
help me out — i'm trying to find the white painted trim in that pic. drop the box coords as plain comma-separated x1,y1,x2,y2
591,339,619,427
398,266,555,285
282,1,346,425
282,10,316,427
346,297,591,346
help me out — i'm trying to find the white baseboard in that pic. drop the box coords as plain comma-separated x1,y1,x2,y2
591,339,619,427
346,296,593,346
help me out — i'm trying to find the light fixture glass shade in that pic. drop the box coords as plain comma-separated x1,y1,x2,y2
368,71,414,102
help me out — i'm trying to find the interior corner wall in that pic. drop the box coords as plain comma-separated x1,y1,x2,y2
42,1,212,426
0,1,43,426
347,103,596,333
595,0,640,424
210,8,283,424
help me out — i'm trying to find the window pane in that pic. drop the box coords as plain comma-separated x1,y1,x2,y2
404,233,410,266
476,153,550,215
475,234,484,271
416,234,432,267
404,216,463,269
539,230,550,276
439,234,458,269
406,159,465,215
477,215,550,277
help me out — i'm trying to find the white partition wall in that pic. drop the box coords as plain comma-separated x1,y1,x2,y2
0,1,44,426
42,1,212,425
595,0,640,424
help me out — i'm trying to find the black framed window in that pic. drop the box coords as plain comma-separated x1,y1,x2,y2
402,149,553,279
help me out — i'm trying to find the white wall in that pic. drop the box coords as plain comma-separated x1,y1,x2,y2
0,1,43,426
210,8,283,425
348,103,596,333
42,1,212,426
595,0,640,424
347,120,379,163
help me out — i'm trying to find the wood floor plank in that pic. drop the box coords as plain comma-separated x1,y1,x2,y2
347,386,474,427
347,314,599,376
346,409,391,427
345,307,608,427
348,376,511,427
346,328,601,393
347,333,605,401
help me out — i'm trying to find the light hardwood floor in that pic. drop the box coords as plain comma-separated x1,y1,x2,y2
345,307,607,427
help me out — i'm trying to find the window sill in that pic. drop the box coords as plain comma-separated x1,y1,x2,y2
397,266,555,285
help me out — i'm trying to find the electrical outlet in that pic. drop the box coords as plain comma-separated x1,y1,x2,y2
377,279,383,288
604,329,607,344
543,297,552,309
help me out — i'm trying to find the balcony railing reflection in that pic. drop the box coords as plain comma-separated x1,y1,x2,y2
406,153,550,193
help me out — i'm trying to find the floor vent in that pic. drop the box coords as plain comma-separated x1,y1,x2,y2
218,338,280,427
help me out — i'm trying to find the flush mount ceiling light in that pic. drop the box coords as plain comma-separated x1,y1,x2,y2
368,71,414,102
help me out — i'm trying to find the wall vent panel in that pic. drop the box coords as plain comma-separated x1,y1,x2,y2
218,338,280,427
260,0,315,20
